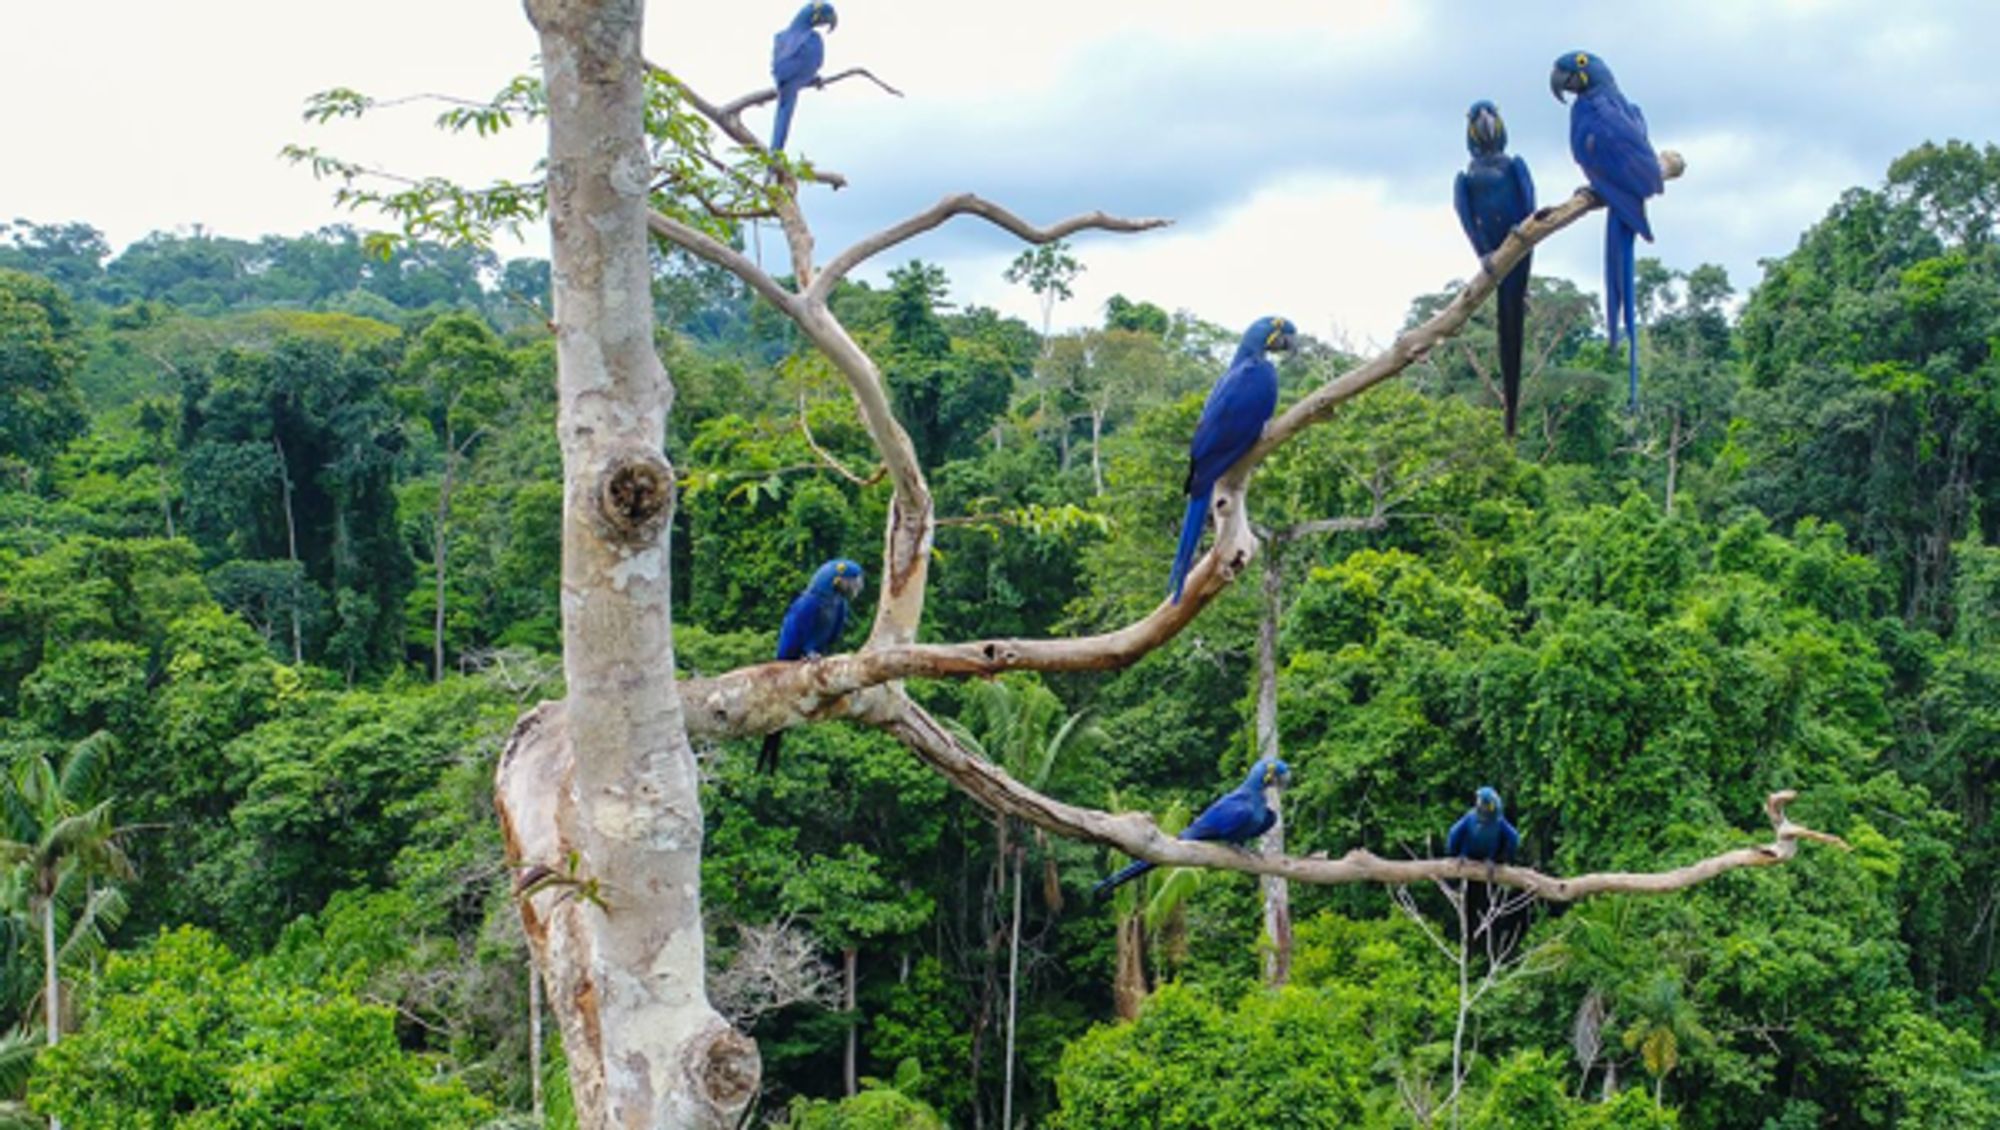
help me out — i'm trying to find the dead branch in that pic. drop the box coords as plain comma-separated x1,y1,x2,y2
807,195,1171,304
857,690,1843,900
671,152,1689,738
717,68,905,119
1239,154,1687,472
647,211,801,317
798,393,887,488
651,62,876,192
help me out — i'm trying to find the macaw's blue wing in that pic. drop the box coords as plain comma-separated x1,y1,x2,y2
1092,783,1269,900
1571,93,1660,242
1446,811,1473,857
1180,789,1262,844
828,595,849,646
774,589,821,660
1186,355,1279,495
1499,817,1521,864
1458,143,1537,438
769,26,825,151
772,26,822,87
1092,858,1154,899
765,585,851,773
1572,92,1660,411
1510,155,1537,219
1453,172,1479,250
1168,354,1280,603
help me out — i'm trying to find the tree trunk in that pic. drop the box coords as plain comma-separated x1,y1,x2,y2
1112,911,1148,1021
494,3,757,1126
1663,409,1681,518
529,957,545,1124
1089,407,1105,497
1002,844,1024,1130
1450,890,1471,1130
43,896,61,1130
842,946,859,1098
274,434,303,665
1256,552,1292,987
433,440,454,682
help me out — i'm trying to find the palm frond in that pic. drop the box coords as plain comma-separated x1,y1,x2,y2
0,1024,42,1098
56,732,118,803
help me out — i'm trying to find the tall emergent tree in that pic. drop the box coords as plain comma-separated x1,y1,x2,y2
0,733,133,1072
304,5,1845,1123
495,1,755,1124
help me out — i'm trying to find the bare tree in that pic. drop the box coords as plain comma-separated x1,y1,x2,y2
708,918,844,1027
496,3,754,1125
1394,880,1561,1129
441,5,1847,1122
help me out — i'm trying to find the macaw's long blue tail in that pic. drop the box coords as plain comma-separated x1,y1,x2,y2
1093,859,1155,901
757,731,784,774
1497,257,1530,440
771,88,800,152
1605,214,1641,411
1167,491,1211,604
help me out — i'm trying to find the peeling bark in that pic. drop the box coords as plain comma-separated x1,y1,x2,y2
498,3,755,1126
1255,551,1291,988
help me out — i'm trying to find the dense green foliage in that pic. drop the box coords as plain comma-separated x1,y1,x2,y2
0,140,1997,1126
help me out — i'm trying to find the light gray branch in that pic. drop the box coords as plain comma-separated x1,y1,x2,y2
717,68,905,120
861,688,1844,900
806,194,1171,305
676,154,1692,738
646,210,801,318
1235,153,1687,475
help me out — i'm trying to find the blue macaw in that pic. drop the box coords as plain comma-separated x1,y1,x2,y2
1454,100,1537,439
1093,756,1291,899
1446,785,1521,872
1166,316,1294,603
757,557,864,773
769,1,838,153
1553,50,1663,412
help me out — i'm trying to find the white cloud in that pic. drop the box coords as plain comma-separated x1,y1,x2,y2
3,0,1995,340
922,171,1472,348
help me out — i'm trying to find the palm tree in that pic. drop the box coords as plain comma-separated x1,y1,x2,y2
0,732,135,1092
947,676,1101,1130
1097,792,1205,1021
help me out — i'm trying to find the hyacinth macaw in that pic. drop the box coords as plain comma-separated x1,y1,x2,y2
1553,50,1663,412
757,557,864,773
1093,757,1291,899
1454,100,1537,439
1446,785,1521,871
769,1,838,152
1166,316,1294,603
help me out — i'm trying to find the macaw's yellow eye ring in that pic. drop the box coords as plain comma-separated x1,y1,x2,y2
1575,52,1589,68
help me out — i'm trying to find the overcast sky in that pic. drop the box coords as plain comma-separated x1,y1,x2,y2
4,1,1993,345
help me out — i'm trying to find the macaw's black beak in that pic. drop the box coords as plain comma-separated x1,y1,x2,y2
824,12,838,31
1472,107,1500,143
1271,331,1296,354
1551,69,1576,103
834,575,863,599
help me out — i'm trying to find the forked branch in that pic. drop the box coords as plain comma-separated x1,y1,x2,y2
807,195,1171,303
717,68,905,119
673,153,1689,730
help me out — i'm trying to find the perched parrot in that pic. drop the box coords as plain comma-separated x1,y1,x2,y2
1167,316,1294,603
1446,785,1521,875
758,557,864,773
1553,50,1663,412
1092,756,1291,899
1453,100,1537,439
769,1,838,153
